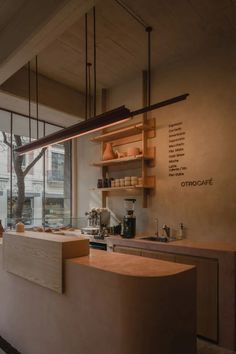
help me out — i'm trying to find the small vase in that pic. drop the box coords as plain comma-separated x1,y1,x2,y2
103,143,115,160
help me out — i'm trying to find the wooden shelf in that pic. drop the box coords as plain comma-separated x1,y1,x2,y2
91,185,154,192
91,121,154,143
92,154,154,167
91,176,155,192
90,104,156,207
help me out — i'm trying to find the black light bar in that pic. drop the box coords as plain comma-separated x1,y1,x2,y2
15,106,131,155
15,93,189,155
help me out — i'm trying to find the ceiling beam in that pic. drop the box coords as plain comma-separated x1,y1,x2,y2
1,67,85,119
0,0,96,85
0,90,82,127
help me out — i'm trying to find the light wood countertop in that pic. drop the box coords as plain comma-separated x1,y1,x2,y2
2,231,89,293
5,230,85,243
0,235,196,354
70,248,194,277
108,235,236,253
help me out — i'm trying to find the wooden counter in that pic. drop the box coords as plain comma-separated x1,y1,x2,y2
3,231,89,293
72,248,193,277
0,240,196,354
107,236,236,351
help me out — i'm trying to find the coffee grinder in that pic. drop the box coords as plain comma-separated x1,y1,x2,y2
123,199,136,238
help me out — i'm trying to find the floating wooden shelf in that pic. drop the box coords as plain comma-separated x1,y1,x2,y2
90,92,156,208
91,185,154,192
91,176,155,192
91,121,154,143
92,153,154,167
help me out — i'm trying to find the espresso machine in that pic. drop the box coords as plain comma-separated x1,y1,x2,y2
122,199,136,238
82,208,110,236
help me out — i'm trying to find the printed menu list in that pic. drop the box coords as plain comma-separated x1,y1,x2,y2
168,122,187,177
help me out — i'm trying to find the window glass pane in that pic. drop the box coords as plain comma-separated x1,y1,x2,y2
45,141,71,227
0,112,11,227
0,110,11,134
12,114,45,139
11,117,45,226
0,110,71,229
45,123,62,135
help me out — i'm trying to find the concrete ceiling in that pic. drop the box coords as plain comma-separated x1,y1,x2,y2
0,0,26,32
0,0,235,124
35,0,236,93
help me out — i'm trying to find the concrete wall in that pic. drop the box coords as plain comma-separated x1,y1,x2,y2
77,43,236,242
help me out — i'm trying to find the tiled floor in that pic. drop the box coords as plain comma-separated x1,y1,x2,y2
198,340,236,354
0,339,235,354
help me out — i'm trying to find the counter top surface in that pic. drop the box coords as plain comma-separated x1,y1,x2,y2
53,230,236,252
4,230,85,243
3,230,236,252
108,235,236,253
70,248,194,277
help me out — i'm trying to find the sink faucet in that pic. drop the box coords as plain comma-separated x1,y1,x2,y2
162,224,170,238
155,218,159,237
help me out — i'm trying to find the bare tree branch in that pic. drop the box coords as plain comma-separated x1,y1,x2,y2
23,148,46,177
14,135,22,147
2,132,11,148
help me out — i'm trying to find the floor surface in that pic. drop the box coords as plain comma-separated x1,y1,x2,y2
198,340,236,354
0,339,235,353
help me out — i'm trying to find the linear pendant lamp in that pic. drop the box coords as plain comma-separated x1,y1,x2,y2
15,93,189,155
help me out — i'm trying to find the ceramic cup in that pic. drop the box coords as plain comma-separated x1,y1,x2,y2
120,178,125,187
131,177,138,186
115,179,120,187
138,177,143,185
127,147,140,157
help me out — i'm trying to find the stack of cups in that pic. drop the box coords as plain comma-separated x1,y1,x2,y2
131,176,138,186
120,178,125,187
138,177,143,185
124,176,131,187
115,179,120,187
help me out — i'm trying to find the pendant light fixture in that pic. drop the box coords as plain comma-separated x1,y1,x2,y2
15,4,189,155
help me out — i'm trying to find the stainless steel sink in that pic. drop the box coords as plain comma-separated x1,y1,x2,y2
140,236,168,242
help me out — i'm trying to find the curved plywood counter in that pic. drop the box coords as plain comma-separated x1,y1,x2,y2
107,235,236,350
0,236,196,354
71,248,194,277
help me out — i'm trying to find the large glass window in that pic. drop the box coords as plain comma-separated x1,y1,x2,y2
45,142,71,227
0,109,72,229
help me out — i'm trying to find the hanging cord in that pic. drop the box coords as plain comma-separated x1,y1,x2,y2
93,6,97,117
87,63,92,118
10,113,13,228
114,0,148,28
28,61,31,142
114,0,152,107
146,26,152,107
35,56,39,139
42,122,46,227
85,13,88,120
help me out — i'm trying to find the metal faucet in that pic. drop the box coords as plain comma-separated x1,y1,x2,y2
155,218,159,237
162,224,170,239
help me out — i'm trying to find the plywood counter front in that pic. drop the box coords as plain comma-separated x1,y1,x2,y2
107,236,236,350
3,231,89,293
0,239,196,354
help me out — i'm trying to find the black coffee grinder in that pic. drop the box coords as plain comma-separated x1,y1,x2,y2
122,198,136,238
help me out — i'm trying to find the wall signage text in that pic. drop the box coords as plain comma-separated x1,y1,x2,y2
168,122,187,177
180,178,213,187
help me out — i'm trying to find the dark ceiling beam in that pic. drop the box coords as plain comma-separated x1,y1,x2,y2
1,67,85,119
